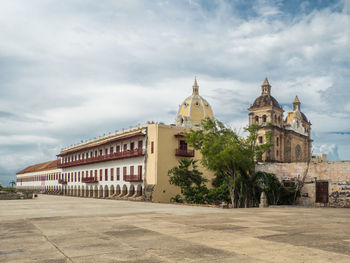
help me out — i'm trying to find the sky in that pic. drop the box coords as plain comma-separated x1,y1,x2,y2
0,0,349,186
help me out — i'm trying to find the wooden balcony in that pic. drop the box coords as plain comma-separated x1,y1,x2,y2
124,174,143,182
58,179,67,184
82,177,98,183
58,149,145,168
175,149,195,157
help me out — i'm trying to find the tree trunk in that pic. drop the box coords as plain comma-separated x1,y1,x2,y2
293,157,311,204
229,186,235,208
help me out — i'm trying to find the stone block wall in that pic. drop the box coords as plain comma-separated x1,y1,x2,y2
257,161,350,208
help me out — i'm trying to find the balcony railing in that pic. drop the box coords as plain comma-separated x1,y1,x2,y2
58,149,145,168
58,179,67,184
82,176,98,183
175,149,195,157
124,174,143,182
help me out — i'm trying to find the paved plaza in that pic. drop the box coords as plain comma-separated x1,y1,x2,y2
0,195,350,262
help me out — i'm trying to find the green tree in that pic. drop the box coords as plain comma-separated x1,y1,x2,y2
9,180,16,188
242,124,273,207
186,118,273,208
168,159,209,204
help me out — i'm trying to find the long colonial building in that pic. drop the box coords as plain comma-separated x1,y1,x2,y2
16,79,215,202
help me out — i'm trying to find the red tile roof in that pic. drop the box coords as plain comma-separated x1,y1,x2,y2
17,160,58,175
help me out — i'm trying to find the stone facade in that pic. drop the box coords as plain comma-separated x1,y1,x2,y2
249,78,312,162
257,161,350,208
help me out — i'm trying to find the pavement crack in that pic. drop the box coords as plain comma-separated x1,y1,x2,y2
29,220,74,263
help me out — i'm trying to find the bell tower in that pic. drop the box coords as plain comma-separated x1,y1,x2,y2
249,78,284,162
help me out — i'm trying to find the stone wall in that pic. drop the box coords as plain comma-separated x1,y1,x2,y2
257,161,350,208
0,190,35,200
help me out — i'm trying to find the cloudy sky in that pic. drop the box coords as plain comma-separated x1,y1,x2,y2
0,0,349,186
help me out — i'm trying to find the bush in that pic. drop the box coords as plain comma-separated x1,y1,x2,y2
279,186,299,205
168,159,209,204
207,183,231,204
256,171,298,206
170,194,183,203
2,187,16,192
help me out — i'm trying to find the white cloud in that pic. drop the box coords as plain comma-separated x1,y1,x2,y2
0,0,349,184
313,144,340,161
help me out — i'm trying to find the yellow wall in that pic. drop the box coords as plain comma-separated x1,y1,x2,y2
146,123,215,203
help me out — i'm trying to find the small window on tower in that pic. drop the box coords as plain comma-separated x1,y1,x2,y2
258,136,263,144
195,101,199,106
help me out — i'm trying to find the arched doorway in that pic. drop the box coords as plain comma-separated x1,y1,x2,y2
98,185,103,198
122,185,127,196
89,186,93,197
93,186,98,198
116,185,121,195
110,185,115,196
128,185,135,196
136,185,142,197
104,185,109,198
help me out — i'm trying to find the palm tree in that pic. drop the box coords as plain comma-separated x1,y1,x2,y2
9,180,16,188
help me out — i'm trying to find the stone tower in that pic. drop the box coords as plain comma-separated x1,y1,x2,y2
248,78,285,161
284,96,312,162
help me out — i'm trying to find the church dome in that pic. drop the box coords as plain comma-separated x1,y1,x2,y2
249,78,281,109
251,95,280,109
176,78,214,128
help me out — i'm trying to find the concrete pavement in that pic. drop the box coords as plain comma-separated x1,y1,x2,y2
1,195,350,262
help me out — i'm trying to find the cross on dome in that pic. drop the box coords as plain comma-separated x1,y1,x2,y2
192,77,199,95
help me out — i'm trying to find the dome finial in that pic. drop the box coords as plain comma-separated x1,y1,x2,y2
192,77,199,95
261,77,271,96
262,77,269,86
293,95,300,104
293,95,301,111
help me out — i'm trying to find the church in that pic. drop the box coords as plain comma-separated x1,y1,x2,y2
16,78,311,203
249,78,312,162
